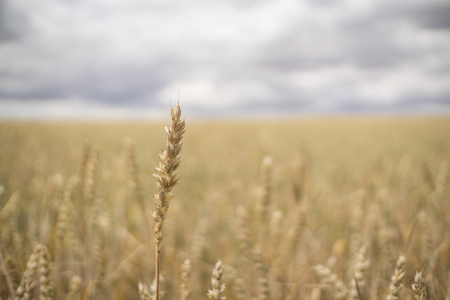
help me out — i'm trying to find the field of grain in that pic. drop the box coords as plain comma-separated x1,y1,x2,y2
0,110,449,300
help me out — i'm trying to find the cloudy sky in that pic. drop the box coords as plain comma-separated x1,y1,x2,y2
1,0,449,119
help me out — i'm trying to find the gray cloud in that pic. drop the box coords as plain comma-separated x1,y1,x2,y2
0,0,449,118
0,1,30,42
376,2,450,30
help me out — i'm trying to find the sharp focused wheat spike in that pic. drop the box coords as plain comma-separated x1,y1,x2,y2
152,103,185,300
386,255,406,300
412,271,428,300
207,260,226,300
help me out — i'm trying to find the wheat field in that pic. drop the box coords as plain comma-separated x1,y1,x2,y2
0,109,449,300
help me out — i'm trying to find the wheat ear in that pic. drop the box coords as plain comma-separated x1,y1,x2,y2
412,271,428,300
67,276,82,300
152,103,185,300
124,138,150,236
207,260,226,300
139,282,152,300
254,245,269,300
15,244,53,300
348,246,370,300
180,259,192,300
257,156,273,224
313,264,347,300
386,255,406,300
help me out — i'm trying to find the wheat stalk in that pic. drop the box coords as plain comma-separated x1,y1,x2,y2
418,211,434,270
386,255,406,300
67,276,82,300
227,265,246,300
292,157,307,202
83,148,99,203
152,103,185,300
348,246,370,300
207,260,226,300
191,219,208,261
139,282,152,300
124,137,150,237
180,259,191,300
15,244,53,300
236,206,252,264
124,138,144,204
233,277,247,300
446,269,450,300
412,271,428,300
257,156,273,224
254,245,269,300
93,205,109,287
0,244,16,298
314,264,348,300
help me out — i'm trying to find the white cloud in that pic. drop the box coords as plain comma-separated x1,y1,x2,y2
0,97,168,120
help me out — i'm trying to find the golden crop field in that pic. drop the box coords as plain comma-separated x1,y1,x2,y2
0,107,449,300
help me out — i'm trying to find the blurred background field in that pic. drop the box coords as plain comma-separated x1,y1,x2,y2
0,116,449,299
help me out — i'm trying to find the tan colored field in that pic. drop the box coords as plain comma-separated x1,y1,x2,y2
0,113,449,300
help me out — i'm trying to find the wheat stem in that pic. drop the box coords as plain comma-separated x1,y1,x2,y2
152,103,185,300
0,244,15,298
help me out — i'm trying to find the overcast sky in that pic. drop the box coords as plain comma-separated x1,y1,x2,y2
1,0,449,119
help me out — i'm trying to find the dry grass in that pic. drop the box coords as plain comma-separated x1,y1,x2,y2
0,114,449,299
